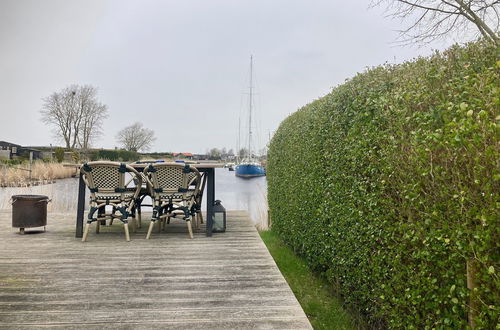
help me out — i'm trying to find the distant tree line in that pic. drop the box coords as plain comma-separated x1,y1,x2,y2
204,147,267,160
206,147,233,160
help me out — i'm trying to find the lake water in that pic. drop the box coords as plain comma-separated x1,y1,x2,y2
0,168,268,228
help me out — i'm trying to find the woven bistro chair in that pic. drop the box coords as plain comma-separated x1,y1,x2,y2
125,171,151,229
80,161,143,242
109,172,150,228
119,160,165,229
165,170,206,229
189,171,207,229
143,163,201,239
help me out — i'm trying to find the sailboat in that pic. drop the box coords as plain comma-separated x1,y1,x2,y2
235,55,266,178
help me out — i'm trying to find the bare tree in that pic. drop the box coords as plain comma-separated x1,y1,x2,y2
374,0,499,44
238,147,248,159
116,122,156,152
79,101,107,151
208,148,222,160
75,85,108,150
41,85,108,149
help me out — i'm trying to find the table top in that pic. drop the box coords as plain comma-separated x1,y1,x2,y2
69,162,225,169
130,162,225,169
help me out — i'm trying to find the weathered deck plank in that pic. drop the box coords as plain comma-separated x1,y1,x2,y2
0,210,311,329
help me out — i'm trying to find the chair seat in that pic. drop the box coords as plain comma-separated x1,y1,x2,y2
126,187,149,196
158,192,195,201
95,192,135,201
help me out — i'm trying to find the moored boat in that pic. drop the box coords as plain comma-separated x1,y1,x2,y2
235,162,265,177
235,55,266,178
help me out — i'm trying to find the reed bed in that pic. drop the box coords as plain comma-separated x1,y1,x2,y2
254,182,269,231
0,161,76,187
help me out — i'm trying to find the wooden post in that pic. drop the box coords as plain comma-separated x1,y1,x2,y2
75,172,86,238
467,258,477,329
206,168,215,237
28,151,33,183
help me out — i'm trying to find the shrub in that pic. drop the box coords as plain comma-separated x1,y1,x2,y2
89,149,139,162
0,159,23,166
267,41,499,329
71,151,80,163
54,147,65,163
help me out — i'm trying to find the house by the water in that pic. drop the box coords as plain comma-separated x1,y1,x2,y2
0,141,43,160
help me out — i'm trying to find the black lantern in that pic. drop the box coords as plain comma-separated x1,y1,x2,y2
212,200,226,232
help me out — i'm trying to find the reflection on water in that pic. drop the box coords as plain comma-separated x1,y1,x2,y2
0,178,82,212
204,169,268,228
0,168,268,227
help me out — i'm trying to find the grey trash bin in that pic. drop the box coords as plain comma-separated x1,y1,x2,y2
11,195,50,234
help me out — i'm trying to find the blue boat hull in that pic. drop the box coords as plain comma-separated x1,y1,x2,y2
235,164,266,178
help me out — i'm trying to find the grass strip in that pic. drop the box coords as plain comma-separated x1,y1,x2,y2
260,230,357,330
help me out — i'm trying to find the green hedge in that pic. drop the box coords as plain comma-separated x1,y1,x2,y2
267,41,499,329
89,149,139,162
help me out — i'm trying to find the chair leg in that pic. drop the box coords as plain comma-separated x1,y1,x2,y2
98,206,105,226
137,210,142,229
124,223,130,242
158,219,162,232
131,217,137,233
82,223,91,242
110,207,116,225
96,220,100,234
199,211,204,224
193,213,199,230
187,220,193,239
166,216,170,224
146,221,155,239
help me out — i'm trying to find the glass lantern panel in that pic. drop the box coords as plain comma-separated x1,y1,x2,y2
213,213,224,231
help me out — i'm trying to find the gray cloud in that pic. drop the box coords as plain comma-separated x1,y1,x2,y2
0,0,453,153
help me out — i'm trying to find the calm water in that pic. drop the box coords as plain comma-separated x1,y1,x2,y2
0,168,268,227
207,169,268,227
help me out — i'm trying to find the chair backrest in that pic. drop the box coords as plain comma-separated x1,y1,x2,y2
144,163,201,198
187,171,199,186
80,161,142,197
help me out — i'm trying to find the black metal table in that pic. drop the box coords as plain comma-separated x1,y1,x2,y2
74,163,223,238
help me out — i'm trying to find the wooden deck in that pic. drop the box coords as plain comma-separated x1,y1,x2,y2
0,210,311,329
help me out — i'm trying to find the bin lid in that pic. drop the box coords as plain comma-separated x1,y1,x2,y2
12,195,49,201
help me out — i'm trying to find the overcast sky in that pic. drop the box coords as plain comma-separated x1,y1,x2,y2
0,0,456,154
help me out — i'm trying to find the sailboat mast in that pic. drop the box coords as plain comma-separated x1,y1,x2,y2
237,116,241,163
248,55,253,160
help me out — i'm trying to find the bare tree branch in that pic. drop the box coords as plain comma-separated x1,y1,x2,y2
397,0,458,14
373,0,500,45
116,122,156,152
40,85,108,150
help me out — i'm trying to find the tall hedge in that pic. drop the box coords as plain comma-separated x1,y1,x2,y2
267,41,499,329
90,149,139,162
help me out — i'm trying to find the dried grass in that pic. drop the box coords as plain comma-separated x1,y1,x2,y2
0,161,76,187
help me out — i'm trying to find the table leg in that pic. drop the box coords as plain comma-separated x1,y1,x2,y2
206,168,215,237
98,206,106,226
76,172,86,238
